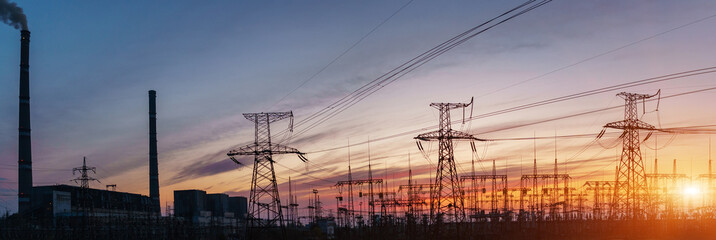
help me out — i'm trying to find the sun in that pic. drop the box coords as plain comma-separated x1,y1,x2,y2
683,186,701,196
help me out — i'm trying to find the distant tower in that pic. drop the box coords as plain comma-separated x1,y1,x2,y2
73,157,99,188
17,30,32,214
148,90,160,214
606,91,659,219
73,157,100,213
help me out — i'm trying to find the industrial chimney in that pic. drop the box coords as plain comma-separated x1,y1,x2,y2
17,30,32,214
148,90,160,214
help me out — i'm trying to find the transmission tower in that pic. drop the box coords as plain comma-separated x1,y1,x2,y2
73,157,100,188
605,91,659,219
73,157,100,218
227,111,307,238
415,98,484,225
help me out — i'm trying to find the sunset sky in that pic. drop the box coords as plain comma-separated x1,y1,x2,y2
1,0,715,214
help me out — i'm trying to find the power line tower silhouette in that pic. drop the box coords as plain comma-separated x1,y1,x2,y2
73,157,100,188
605,91,659,219
415,98,484,228
227,111,307,239
72,156,100,230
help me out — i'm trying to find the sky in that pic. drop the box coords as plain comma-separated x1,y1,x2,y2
1,0,716,215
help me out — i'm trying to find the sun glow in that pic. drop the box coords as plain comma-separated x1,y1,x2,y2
683,185,701,196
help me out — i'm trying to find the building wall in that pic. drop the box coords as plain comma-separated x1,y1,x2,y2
174,190,247,221
174,190,206,219
228,196,247,219
32,185,155,217
52,191,71,216
206,193,229,217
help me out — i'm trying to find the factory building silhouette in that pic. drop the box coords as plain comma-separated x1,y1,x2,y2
174,190,248,223
18,90,248,219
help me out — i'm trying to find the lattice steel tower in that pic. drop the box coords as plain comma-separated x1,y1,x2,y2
73,157,99,188
415,98,484,224
605,91,658,219
227,111,307,238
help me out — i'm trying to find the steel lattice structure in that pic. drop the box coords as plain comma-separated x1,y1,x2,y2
335,178,383,227
415,98,485,225
73,157,99,189
605,91,658,219
583,181,615,220
227,111,307,238
462,160,509,221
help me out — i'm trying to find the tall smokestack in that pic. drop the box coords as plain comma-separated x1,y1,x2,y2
17,30,32,214
148,90,160,214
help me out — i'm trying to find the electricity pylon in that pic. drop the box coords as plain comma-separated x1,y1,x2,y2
73,157,100,216
605,91,659,219
73,157,100,188
415,98,484,225
227,111,307,239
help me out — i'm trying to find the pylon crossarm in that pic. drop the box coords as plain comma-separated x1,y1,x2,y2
645,173,689,179
430,102,471,110
448,130,487,141
398,184,434,191
228,144,260,156
617,92,658,100
242,111,293,124
415,130,441,141
415,130,486,141
269,143,305,156
604,119,656,130
335,179,384,187
227,143,304,156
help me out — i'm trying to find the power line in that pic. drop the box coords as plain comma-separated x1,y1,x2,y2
290,0,552,138
476,12,716,99
476,86,716,135
485,132,619,141
221,2,714,194
293,86,716,189
0,166,69,172
274,6,713,189
464,67,716,124
304,68,716,154
284,54,715,184
291,86,716,190
306,84,716,155
268,0,415,110
226,0,553,186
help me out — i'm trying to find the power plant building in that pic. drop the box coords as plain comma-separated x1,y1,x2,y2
174,190,247,223
30,185,155,218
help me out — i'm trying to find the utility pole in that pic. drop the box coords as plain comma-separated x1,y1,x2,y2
348,144,354,228
605,91,659,219
415,98,484,227
312,189,321,224
227,111,307,239
367,141,376,226
287,177,299,227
